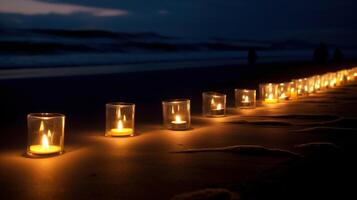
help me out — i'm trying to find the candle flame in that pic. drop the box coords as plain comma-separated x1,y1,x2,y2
217,103,222,110
268,93,273,100
123,115,126,121
117,120,123,130
41,134,49,149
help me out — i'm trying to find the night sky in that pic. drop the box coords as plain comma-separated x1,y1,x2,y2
1,0,357,44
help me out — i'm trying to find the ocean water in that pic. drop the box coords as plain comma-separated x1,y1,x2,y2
1,29,357,79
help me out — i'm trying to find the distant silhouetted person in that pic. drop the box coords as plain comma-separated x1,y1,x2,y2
313,43,329,64
332,48,343,63
248,48,258,65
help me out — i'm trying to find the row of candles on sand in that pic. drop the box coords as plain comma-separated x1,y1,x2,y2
26,67,357,157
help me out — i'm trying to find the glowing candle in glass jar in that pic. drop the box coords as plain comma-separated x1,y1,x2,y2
289,81,298,99
202,92,226,117
307,76,315,93
235,89,256,109
162,99,191,130
278,83,288,101
27,113,65,157
172,115,187,125
106,102,135,137
260,83,278,104
314,75,321,90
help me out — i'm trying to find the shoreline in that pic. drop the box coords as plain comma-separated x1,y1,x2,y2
0,57,356,80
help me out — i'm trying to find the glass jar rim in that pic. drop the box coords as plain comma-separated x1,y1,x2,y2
162,99,190,104
106,102,135,107
235,88,255,92
28,113,65,119
202,91,226,97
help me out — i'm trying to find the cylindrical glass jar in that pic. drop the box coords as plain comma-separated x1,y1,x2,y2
336,70,347,86
277,83,289,101
347,69,355,82
307,76,315,93
294,78,308,96
27,113,65,157
314,75,321,90
235,89,256,108
106,102,135,137
329,73,337,88
288,81,298,99
259,83,278,104
202,92,226,117
162,99,191,130
321,73,330,89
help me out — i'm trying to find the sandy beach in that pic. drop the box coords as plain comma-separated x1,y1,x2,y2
0,60,357,199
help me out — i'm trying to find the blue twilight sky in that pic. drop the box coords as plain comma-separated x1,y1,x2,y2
0,0,357,44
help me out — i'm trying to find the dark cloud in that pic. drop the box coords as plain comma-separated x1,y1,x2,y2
0,0,357,44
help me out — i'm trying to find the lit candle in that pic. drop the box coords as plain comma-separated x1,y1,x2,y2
171,114,188,129
265,93,278,103
110,115,133,136
262,83,278,103
163,99,191,130
278,83,288,100
29,122,61,155
172,115,187,125
235,89,256,109
242,95,250,103
209,98,224,115
290,87,297,99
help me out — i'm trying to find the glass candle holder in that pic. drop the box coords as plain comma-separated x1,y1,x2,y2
106,102,135,137
314,75,321,90
235,89,256,108
346,69,354,82
321,73,330,89
259,83,278,104
347,68,356,82
293,78,308,96
278,82,297,100
27,113,65,157
288,81,298,99
329,73,337,88
336,70,348,86
277,83,289,101
353,67,357,80
307,76,315,93
202,92,226,117
162,99,191,130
